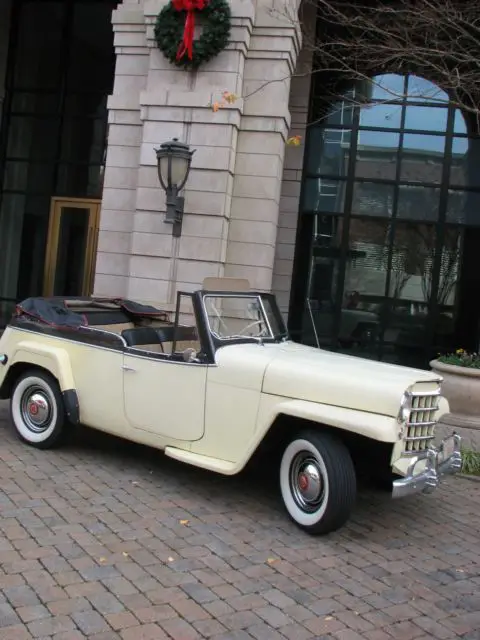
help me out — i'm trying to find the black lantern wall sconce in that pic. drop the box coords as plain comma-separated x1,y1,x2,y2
155,138,195,238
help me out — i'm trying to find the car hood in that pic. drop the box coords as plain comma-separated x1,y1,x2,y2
261,341,442,417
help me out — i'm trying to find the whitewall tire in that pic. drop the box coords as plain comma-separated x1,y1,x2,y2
280,430,356,535
10,370,66,449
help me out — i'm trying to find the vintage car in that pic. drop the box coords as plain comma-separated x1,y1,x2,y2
0,278,462,535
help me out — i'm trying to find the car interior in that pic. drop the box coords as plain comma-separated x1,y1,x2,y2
60,300,201,358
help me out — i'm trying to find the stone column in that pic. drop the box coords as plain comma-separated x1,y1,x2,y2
94,0,150,298
114,0,254,309
224,2,301,291
95,0,304,308
272,2,316,316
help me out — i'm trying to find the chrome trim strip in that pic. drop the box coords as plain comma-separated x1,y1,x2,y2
85,325,127,347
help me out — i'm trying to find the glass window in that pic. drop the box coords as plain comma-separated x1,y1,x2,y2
11,92,57,115
65,93,108,117
400,134,445,183
449,138,480,188
303,178,347,214
6,116,61,161
60,117,107,165
203,295,283,341
324,99,355,127
351,182,395,217
340,218,390,357
3,161,55,195
397,185,440,222
302,214,342,347
306,128,351,176
446,190,480,226
357,129,400,150
359,103,402,129
296,72,476,369
402,133,446,154
14,2,65,90
404,105,448,132
452,136,469,158
370,74,405,102
355,130,399,180
454,110,468,135
406,76,449,103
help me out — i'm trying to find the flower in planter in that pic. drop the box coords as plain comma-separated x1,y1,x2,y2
437,349,480,369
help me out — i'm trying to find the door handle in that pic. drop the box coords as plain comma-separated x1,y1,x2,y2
122,365,136,372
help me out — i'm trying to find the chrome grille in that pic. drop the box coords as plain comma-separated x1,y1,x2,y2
403,390,440,453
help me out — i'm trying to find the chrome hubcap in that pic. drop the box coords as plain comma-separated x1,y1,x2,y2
290,453,325,513
21,387,52,433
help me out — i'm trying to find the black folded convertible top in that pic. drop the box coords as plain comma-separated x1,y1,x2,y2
14,296,168,329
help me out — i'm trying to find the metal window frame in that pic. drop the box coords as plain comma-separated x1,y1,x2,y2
290,69,480,367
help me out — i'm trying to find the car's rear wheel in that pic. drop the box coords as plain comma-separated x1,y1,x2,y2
280,430,356,535
10,370,66,449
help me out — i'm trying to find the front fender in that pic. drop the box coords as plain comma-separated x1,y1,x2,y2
258,398,401,444
217,396,402,475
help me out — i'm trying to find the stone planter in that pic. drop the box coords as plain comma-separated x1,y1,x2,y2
430,359,480,451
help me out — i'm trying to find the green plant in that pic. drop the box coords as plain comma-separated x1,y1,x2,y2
437,349,480,369
461,449,480,476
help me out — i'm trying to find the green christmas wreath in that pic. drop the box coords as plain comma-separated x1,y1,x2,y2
154,0,231,70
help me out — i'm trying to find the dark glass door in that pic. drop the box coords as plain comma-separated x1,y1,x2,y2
0,0,116,318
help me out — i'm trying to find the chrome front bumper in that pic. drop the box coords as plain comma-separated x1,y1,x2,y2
392,434,462,499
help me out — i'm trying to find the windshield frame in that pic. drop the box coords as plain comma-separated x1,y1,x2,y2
197,290,289,348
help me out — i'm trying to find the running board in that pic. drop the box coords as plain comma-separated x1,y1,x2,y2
164,447,237,475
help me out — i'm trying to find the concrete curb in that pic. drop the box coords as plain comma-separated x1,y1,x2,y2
459,473,480,482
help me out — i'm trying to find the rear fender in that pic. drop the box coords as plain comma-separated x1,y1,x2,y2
1,341,80,424
10,341,76,390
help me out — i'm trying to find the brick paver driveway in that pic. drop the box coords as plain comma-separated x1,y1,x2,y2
1,402,480,640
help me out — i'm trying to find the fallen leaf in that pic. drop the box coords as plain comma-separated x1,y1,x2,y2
179,519,189,526
266,557,278,565
287,135,302,146
325,616,333,621
223,91,237,104
122,552,129,558
99,557,107,564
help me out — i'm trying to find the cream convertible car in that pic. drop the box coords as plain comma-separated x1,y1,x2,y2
0,281,462,534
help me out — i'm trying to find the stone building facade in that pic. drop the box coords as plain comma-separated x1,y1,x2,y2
94,0,312,318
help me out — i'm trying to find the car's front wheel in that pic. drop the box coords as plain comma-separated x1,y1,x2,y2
280,430,356,535
10,370,66,449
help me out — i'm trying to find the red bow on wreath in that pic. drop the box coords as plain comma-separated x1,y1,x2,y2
172,0,207,61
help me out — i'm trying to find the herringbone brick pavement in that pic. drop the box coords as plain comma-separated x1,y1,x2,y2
1,401,479,639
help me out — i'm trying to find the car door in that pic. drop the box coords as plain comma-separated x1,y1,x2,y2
122,348,208,442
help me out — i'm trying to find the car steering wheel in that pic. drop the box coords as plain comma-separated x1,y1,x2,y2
237,319,268,337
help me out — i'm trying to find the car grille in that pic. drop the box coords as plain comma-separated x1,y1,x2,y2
403,389,440,453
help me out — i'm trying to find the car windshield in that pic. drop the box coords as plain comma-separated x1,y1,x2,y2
203,294,285,341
